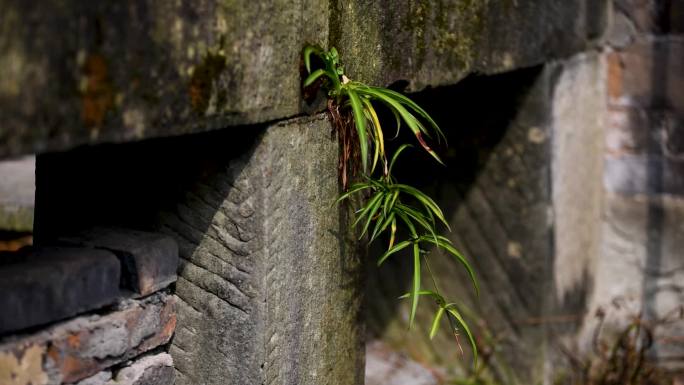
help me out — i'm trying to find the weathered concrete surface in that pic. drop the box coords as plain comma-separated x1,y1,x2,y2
257,116,363,385
0,156,34,232
0,0,328,159
546,52,607,378
59,228,179,296
0,247,121,335
0,0,608,159
165,114,363,385
332,0,608,89
549,51,606,324
32,114,363,385
0,293,175,385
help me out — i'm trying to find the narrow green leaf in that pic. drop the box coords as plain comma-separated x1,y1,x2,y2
430,306,446,339
303,45,321,74
389,217,397,249
370,212,395,243
355,86,443,163
347,89,369,173
388,190,399,212
337,182,373,203
381,188,393,218
303,68,326,87
353,190,383,227
398,290,445,304
393,184,449,229
382,189,399,220
377,239,413,266
394,209,418,238
446,306,478,364
362,98,386,175
360,192,386,237
409,243,421,328
389,144,413,175
396,203,437,243
369,86,445,142
389,107,402,139
420,235,478,295
354,83,444,164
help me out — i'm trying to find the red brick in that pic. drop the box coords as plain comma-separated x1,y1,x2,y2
606,38,684,112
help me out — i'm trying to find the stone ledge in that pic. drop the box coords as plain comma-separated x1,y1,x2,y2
0,247,121,335
59,228,179,296
0,0,607,159
0,293,176,385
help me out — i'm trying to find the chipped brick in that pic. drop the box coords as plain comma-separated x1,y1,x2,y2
60,228,179,296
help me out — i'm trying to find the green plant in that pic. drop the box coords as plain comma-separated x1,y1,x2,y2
303,45,479,360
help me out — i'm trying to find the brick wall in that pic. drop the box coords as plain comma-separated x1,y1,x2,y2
590,0,684,366
0,228,179,385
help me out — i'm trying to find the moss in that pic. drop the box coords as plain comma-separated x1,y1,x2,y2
432,0,486,70
0,205,33,232
405,1,429,69
188,49,227,114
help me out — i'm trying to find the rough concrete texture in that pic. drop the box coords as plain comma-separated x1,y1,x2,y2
0,156,34,231
0,247,121,335
0,293,175,385
331,0,607,88
0,0,608,159
58,228,179,296
258,116,363,385
162,114,363,385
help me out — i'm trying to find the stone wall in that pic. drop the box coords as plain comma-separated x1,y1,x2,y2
1,1,682,384
577,0,684,368
0,0,608,160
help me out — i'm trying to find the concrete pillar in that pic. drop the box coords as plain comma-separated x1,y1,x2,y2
34,115,364,385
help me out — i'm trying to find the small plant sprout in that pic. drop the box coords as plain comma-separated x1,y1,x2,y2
303,45,479,362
